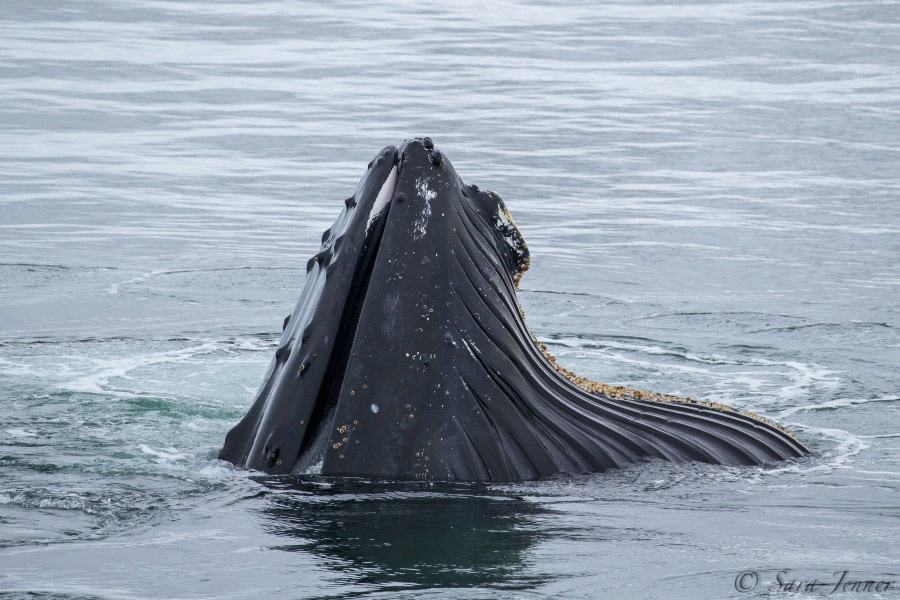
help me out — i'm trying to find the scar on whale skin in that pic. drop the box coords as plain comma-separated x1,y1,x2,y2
219,138,808,480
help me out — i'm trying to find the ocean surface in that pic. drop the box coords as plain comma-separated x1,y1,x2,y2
1,1,898,598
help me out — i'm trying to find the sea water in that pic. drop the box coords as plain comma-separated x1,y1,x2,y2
1,1,898,598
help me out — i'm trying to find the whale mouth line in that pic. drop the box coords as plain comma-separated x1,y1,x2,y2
295,164,400,469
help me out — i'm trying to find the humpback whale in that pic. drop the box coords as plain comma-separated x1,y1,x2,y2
219,138,808,480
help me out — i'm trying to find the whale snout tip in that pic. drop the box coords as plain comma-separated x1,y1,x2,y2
398,137,447,170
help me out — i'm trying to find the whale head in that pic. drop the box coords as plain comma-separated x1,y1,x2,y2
219,138,531,476
220,138,807,480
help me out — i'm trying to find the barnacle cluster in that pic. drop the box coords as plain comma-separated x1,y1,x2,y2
499,200,793,437
517,307,793,437
493,204,530,289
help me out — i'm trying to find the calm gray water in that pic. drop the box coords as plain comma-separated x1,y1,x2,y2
1,1,898,598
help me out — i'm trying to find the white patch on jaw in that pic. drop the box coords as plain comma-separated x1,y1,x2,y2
366,165,398,234
413,177,435,239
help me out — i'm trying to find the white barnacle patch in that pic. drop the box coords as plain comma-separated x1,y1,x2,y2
494,206,522,251
413,177,435,240
366,165,398,234
492,204,530,286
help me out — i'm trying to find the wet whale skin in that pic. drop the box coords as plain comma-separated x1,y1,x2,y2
219,138,809,480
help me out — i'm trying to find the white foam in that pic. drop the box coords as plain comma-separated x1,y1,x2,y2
60,341,221,397
765,424,867,476
5,428,38,438
547,336,843,412
184,418,213,432
764,359,842,402
775,395,899,419
0,357,45,378
303,459,324,475
199,462,234,477
105,269,166,295
139,444,186,461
